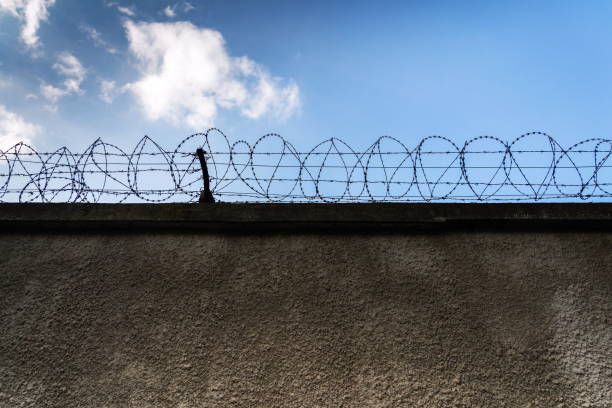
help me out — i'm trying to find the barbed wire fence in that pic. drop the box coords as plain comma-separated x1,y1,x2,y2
0,129,611,203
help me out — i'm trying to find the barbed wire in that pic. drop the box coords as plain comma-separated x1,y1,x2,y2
0,129,610,202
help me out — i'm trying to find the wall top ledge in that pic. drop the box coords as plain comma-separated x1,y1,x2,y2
0,203,611,232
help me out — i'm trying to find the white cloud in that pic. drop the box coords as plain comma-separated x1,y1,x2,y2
41,52,86,109
124,20,300,129
40,83,64,105
99,79,118,103
162,2,193,18
116,5,134,16
183,2,194,12
0,0,56,49
79,24,119,54
162,5,175,18
0,104,40,149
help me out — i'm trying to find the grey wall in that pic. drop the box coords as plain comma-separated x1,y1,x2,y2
0,204,610,407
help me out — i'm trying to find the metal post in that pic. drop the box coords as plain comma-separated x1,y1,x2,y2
196,148,215,203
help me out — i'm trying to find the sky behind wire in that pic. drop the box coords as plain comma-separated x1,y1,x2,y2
1,0,612,152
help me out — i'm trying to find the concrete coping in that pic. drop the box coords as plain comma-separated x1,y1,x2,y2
0,203,611,232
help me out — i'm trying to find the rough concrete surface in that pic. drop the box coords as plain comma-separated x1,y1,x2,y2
0,229,611,407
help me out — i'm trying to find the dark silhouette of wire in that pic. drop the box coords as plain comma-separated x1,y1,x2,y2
0,129,610,202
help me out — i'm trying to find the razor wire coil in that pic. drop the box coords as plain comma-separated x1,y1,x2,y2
0,129,610,203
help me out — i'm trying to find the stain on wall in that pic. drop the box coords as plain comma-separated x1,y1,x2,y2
0,231,610,407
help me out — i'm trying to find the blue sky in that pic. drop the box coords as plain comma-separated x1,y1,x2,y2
1,0,612,152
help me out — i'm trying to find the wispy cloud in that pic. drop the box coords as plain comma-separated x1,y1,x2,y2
161,2,195,18
117,5,135,16
99,79,119,104
0,0,56,50
162,5,175,18
104,1,136,17
0,104,40,149
183,2,194,12
79,24,119,54
0,75,10,88
123,20,300,129
41,52,87,110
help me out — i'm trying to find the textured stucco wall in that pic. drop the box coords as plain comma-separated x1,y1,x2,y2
0,207,611,407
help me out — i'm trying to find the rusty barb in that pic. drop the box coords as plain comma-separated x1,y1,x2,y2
196,148,215,203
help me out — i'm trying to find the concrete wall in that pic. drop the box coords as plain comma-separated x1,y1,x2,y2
0,204,610,408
